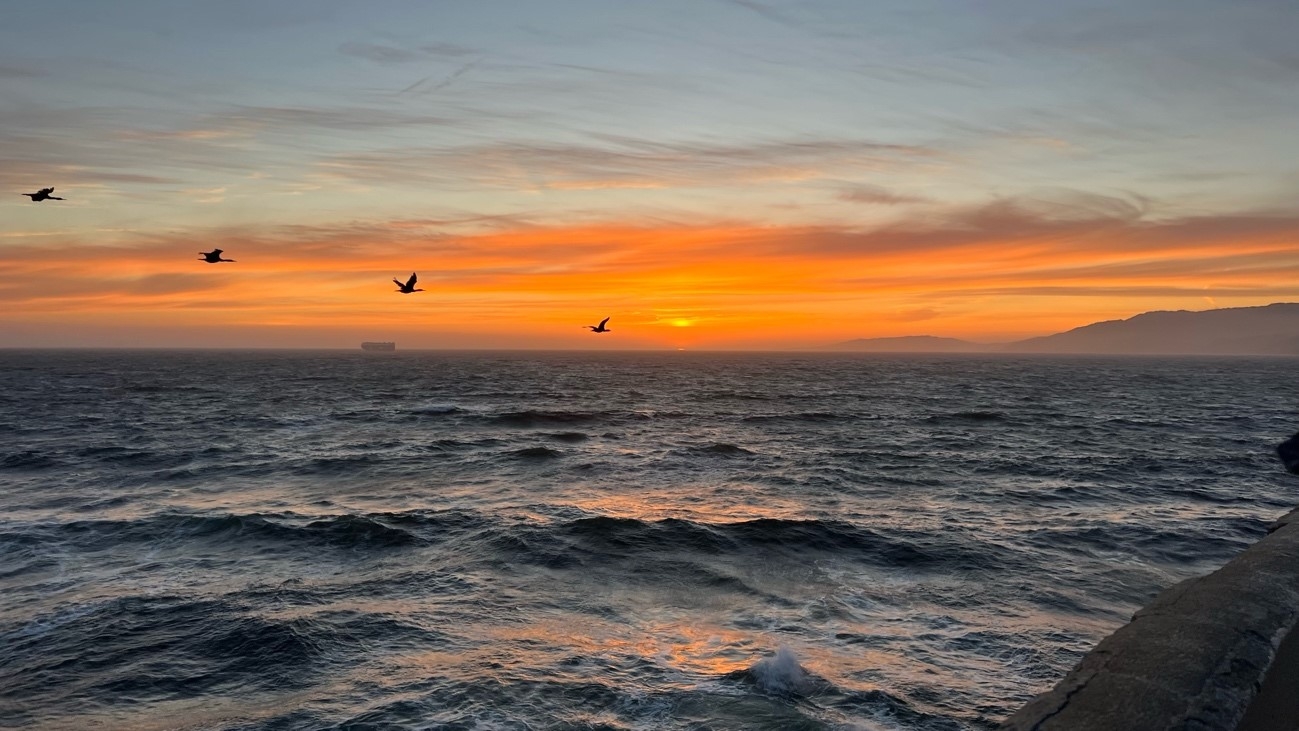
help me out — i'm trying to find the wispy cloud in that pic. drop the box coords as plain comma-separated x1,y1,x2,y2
339,42,430,65
180,186,227,204
399,60,482,95
3,201,1297,345
838,184,924,205
340,40,481,65
319,137,940,190
0,64,41,78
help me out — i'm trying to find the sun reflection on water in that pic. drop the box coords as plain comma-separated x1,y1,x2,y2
566,488,813,524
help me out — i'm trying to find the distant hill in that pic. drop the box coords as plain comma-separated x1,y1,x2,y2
830,304,1299,355
1005,303,1299,355
831,335,989,352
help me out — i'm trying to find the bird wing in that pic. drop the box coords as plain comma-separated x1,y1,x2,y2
405,272,418,288
212,249,223,256
599,317,610,328
40,188,53,195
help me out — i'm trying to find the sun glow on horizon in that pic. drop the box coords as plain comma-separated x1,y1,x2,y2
2,214,1298,348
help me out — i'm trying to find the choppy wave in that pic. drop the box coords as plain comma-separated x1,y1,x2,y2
511,446,563,459
742,411,858,424
925,410,1009,424
488,410,609,427
687,442,756,457
8,512,455,552
2,350,1295,730
0,451,60,470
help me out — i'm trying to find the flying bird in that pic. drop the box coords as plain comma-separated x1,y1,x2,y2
393,272,423,294
588,317,611,333
198,249,235,263
22,187,63,202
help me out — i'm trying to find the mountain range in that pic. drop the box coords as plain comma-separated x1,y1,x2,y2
832,303,1299,355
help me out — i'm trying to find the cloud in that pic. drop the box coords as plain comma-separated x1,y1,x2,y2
838,185,924,205
947,285,1299,299
319,136,941,190
222,105,456,132
0,65,41,78
0,161,182,189
180,186,226,204
0,98,468,195
3,200,1297,345
0,269,230,304
340,40,481,65
420,42,479,58
723,0,805,28
339,42,429,65
399,60,481,95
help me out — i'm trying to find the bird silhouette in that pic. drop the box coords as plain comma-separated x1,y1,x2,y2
588,317,611,333
393,272,423,294
22,187,63,202
198,249,235,263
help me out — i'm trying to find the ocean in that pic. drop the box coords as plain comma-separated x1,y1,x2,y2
1,350,1295,730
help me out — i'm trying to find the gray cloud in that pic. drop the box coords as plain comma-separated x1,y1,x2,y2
0,64,40,78
420,42,478,58
339,42,428,65
838,184,924,205
399,60,481,95
697,194,1299,279
340,40,481,66
319,136,940,190
222,105,457,132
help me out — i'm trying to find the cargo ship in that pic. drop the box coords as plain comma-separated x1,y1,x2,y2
361,342,396,352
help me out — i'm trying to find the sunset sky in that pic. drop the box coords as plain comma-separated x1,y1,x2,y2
2,0,1297,350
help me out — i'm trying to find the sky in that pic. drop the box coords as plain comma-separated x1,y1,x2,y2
2,0,1297,350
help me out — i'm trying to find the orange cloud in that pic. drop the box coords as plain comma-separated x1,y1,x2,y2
2,202,1298,348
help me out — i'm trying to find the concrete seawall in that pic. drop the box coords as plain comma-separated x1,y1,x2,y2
1003,507,1299,731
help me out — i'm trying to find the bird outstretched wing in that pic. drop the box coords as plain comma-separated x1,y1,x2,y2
599,317,610,328
40,188,53,195
405,272,418,289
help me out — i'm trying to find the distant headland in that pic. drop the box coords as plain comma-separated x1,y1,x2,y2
832,303,1299,355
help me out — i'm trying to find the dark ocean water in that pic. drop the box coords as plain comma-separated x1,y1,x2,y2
1,350,1296,730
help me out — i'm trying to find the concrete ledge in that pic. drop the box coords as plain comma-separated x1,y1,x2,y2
1003,508,1299,731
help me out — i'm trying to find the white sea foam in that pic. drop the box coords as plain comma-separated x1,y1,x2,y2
751,645,813,695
